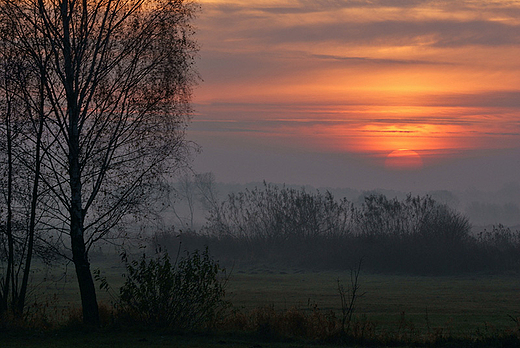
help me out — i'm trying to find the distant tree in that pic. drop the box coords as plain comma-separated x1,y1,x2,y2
356,194,470,241
172,172,197,231
204,187,472,273
194,172,220,213
168,171,220,232
0,0,198,324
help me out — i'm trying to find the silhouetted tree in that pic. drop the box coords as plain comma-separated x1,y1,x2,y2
0,0,198,324
0,23,51,315
205,183,356,262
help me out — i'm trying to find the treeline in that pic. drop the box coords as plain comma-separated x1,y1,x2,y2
156,183,520,275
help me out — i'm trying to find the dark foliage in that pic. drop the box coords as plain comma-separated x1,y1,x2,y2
156,184,520,275
117,247,228,331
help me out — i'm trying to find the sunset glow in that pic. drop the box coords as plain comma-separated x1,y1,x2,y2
190,0,520,187
385,149,424,171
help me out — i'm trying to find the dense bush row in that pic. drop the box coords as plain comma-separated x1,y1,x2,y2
156,184,520,275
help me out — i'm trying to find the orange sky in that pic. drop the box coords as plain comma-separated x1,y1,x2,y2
189,0,520,188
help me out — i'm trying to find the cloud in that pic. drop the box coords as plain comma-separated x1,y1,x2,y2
251,19,520,48
195,90,520,112
422,91,520,108
309,53,452,65
201,0,520,48
193,0,520,175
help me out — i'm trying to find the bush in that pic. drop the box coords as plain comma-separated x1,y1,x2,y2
202,187,476,274
117,247,228,331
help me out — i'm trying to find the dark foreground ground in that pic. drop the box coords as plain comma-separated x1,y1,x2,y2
3,268,520,347
3,326,520,348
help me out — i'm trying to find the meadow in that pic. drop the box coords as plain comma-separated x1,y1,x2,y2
5,258,520,347
227,268,520,335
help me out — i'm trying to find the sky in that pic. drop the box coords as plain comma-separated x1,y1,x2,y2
188,0,520,192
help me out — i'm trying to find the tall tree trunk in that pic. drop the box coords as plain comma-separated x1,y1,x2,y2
6,97,16,311
70,197,99,325
69,114,99,325
67,61,100,327
61,0,99,325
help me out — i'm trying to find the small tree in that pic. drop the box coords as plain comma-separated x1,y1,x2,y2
337,259,364,334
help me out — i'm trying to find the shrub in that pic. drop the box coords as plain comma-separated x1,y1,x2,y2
117,247,228,331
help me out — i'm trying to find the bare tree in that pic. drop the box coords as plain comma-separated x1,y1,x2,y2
172,172,197,230
0,0,198,324
170,171,219,231
0,50,16,316
194,172,219,213
337,259,364,334
0,23,50,315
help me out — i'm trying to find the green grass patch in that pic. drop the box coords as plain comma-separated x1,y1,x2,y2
10,262,520,346
226,268,520,336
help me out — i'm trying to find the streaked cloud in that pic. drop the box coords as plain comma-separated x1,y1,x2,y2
193,0,520,172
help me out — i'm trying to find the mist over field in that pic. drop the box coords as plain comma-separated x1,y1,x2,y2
168,178,520,232
153,176,520,278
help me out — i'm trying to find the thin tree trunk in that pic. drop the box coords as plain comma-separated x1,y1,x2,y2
1,97,13,314
17,83,45,313
6,98,17,311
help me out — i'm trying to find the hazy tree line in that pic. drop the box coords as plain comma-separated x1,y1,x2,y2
0,0,198,324
158,182,520,275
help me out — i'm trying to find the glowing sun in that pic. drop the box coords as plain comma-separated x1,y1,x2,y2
384,149,423,170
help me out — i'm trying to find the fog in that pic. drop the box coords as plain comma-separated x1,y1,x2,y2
189,131,520,191
158,179,520,275
168,175,520,232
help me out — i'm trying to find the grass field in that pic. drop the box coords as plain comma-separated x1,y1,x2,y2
24,259,520,338
227,268,520,336
3,261,520,347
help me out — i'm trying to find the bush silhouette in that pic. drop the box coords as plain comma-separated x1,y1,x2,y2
118,247,228,330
